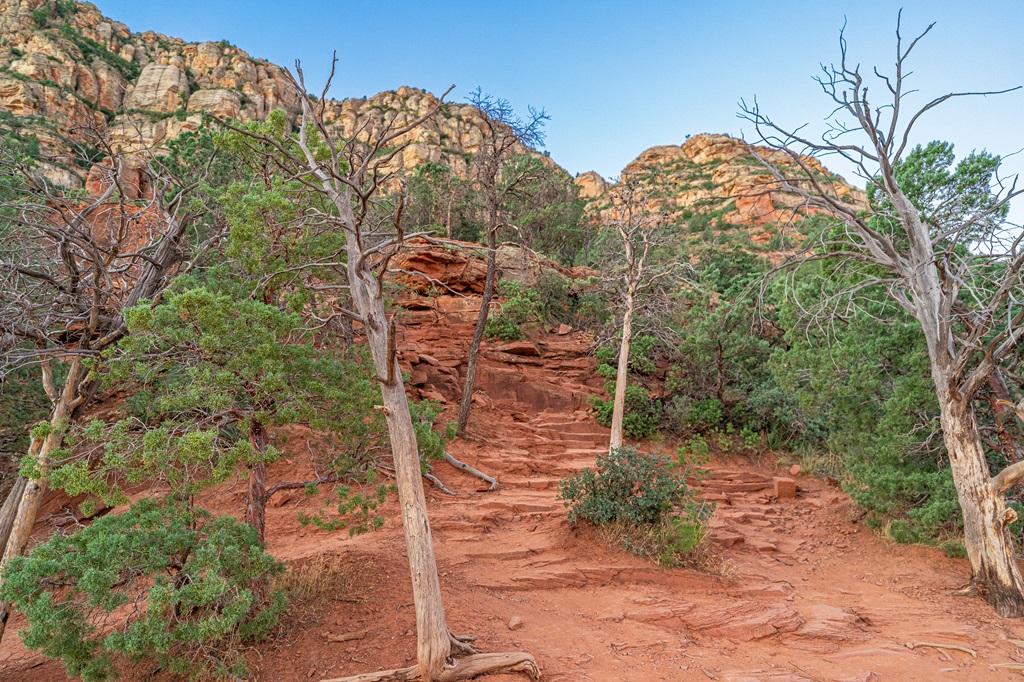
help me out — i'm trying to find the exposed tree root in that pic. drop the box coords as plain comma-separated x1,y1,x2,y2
439,652,540,680
950,582,978,597
908,641,977,657
448,630,478,655
321,664,419,681
444,452,497,491
423,472,457,496
321,651,540,682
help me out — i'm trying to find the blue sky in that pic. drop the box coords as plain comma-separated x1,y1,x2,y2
90,0,1024,201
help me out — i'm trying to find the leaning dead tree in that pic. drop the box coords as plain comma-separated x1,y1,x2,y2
455,89,548,438
226,60,538,681
599,181,679,450
740,14,1024,615
0,132,212,641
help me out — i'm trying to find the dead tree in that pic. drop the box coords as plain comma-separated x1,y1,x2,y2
599,182,679,450
227,60,538,681
740,13,1024,615
0,133,212,641
455,89,548,438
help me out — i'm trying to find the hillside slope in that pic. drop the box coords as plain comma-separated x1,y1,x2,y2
0,247,1019,682
577,133,867,250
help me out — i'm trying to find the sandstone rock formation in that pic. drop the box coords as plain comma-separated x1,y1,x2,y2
578,133,867,245
0,0,542,187
1,0,862,245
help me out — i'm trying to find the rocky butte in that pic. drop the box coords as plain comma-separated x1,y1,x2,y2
0,0,545,195
0,0,862,235
575,133,867,249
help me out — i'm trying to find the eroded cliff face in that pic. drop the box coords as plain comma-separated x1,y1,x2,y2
0,0,532,187
1,0,862,240
576,134,866,243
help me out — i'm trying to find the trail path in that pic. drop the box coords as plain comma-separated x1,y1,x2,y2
4,268,1024,681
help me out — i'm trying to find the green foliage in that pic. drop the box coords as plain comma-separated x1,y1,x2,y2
558,446,683,524
588,385,661,440
49,277,389,538
410,399,456,464
501,157,587,266
868,141,1008,239
771,258,960,542
590,336,662,439
0,119,43,161
405,161,480,241
595,334,657,377
0,363,52,465
484,280,540,341
0,500,284,681
558,446,712,565
666,396,724,432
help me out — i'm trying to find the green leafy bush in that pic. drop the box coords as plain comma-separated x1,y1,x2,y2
588,385,661,440
558,446,712,566
664,395,725,433
595,335,657,376
484,281,539,341
0,501,284,681
557,446,687,525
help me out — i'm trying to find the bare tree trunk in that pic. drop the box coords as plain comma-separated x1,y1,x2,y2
455,224,497,438
0,358,85,643
0,477,28,565
939,388,1024,616
245,422,269,543
609,287,635,450
338,232,535,680
348,244,452,675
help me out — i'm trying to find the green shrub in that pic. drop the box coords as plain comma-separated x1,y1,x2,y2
588,384,661,440
939,538,967,559
595,335,657,376
558,446,683,525
558,446,712,566
665,395,725,433
0,501,284,681
484,281,539,341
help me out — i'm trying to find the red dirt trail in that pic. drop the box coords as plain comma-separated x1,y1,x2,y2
4,252,1024,682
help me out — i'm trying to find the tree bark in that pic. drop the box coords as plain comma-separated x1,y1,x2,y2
609,287,635,450
346,232,453,677
0,477,28,562
939,388,1024,616
245,422,269,544
455,223,498,438
0,358,85,643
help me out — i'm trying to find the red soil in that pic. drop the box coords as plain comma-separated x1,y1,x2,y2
4,255,1024,682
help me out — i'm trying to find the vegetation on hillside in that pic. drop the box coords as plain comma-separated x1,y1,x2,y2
0,8,1022,679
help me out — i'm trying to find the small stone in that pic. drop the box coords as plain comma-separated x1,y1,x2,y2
773,476,797,499
507,615,524,631
557,323,572,335
789,464,802,477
